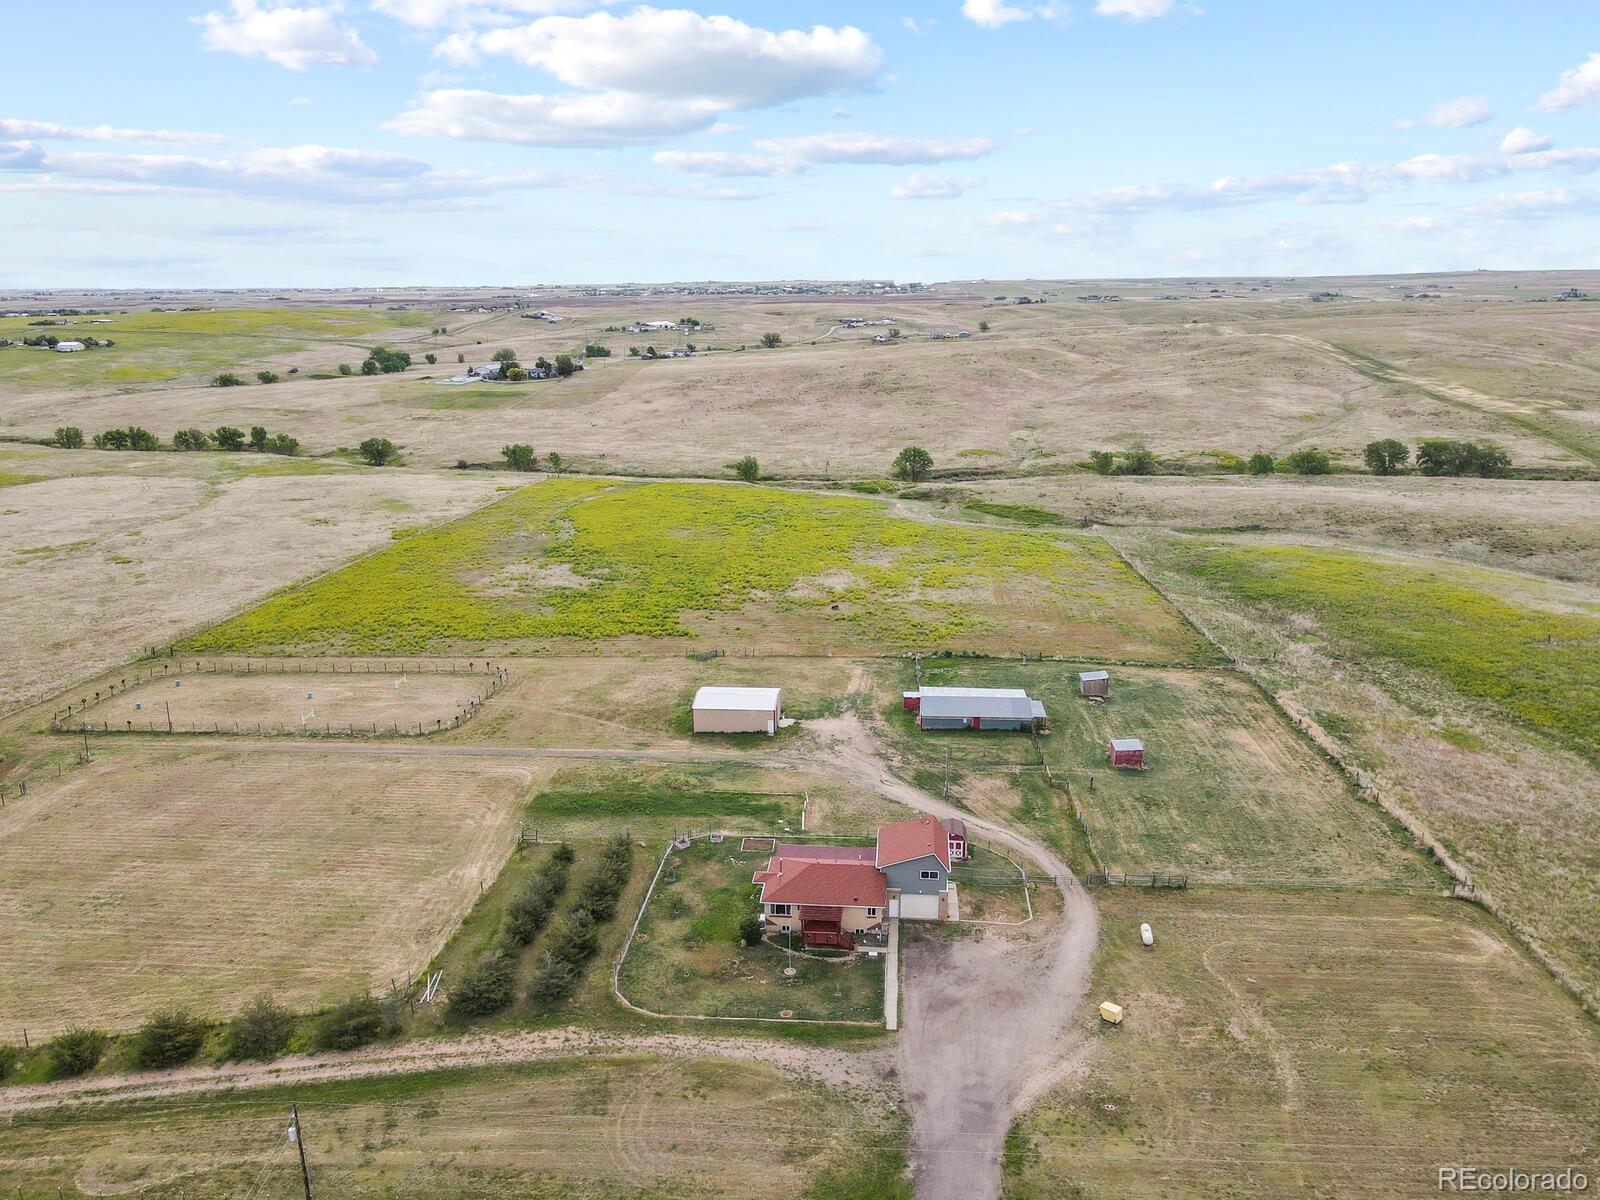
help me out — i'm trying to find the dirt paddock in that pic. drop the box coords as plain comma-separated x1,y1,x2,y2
71,670,495,736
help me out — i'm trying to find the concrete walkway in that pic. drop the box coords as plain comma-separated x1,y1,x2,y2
885,917,900,1031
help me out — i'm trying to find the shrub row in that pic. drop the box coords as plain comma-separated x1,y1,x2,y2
445,844,576,1022
527,836,633,1008
66,424,300,455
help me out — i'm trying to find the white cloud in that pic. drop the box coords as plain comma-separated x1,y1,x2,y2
1095,0,1175,18
652,150,801,177
1465,187,1600,219
388,88,720,147
1396,95,1492,129
1499,126,1552,155
369,0,604,27
411,9,880,147
961,0,1034,27
454,9,880,106
198,1,377,71
754,132,997,165
1039,145,1600,215
0,118,227,145
1539,52,1600,111
890,172,982,199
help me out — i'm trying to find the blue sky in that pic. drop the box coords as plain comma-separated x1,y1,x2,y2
2,1,1598,286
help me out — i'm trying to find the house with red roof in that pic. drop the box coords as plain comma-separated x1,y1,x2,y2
752,815,960,947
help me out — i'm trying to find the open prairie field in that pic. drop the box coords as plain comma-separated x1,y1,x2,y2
451,654,858,750
0,1057,909,1200
1122,529,1600,1004
956,474,1600,586
71,668,495,736
0,748,540,1033
618,840,886,1023
0,306,434,390
7,283,1595,474
1004,888,1600,1200
874,660,1428,886
0,451,504,710
182,479,1207,660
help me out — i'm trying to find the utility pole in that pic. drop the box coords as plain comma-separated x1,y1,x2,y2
290,1104,314,1200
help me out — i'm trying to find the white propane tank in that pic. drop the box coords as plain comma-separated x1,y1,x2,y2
1139,922,1154,947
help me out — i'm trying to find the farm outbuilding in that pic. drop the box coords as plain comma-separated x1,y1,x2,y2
1109,738,1145,769
1079,670,1110,699
691,685,783,735
908,686,1047,732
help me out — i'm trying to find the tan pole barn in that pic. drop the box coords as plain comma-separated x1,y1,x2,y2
691,686,784,735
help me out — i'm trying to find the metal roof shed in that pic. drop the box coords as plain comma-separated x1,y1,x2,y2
691,686,783,735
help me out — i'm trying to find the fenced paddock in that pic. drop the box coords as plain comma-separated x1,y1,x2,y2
56,658,505,738
0,749,540,1035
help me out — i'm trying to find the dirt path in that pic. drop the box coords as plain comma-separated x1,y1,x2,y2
0,1026,894,1116
797,713,1099,1200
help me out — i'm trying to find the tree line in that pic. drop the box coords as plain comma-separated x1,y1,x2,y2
57,424,300,455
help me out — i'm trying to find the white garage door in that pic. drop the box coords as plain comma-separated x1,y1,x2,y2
897,892,942,921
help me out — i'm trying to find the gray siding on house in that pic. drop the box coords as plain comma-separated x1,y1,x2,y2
882,854,947,895
920,716,971,730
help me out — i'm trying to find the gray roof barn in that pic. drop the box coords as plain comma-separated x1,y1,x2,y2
917,686,1045,722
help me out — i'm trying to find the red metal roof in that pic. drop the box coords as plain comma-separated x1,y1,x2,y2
753,857,887,908
774,843,874,863
876,814,952,870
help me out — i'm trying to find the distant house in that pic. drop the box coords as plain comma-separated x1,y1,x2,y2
752,814,959,944
54,341,86,353
691,685,782,735
905,686,1047,732
469,361,504,380
1109,737,1145,769
666,347,693,358
1079,670,1110,699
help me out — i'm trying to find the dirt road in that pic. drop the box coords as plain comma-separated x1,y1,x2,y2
0,1026,894,1116
799,714,1099,1200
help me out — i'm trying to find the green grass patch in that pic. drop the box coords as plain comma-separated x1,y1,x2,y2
181,479,1202,659
618,841,886,1022
1169,540,1600,763
0,471,41,489
964,500,1066,526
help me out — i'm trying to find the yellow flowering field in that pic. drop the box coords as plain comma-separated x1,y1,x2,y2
184,479,1208,659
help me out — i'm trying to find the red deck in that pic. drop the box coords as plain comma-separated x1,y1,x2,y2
798,906,854,949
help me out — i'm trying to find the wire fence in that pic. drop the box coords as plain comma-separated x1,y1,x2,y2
51,658,508,739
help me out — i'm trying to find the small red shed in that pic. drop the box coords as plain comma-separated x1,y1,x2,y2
903,691,921,711
1109,738,1145,769
941,817,968,861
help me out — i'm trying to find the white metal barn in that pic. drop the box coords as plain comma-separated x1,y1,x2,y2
691,686,784,735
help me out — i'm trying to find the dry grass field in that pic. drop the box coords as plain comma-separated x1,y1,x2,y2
0,1057,908,1200
5,279,1596,474
450,655,859,750
1004,888,1600,1200
1121,529,1600,1004
0,748,540,1033
0,450,505,710
871,660,1429,887
71,669,494,735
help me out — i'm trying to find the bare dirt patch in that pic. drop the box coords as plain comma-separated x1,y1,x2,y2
72,669,493,736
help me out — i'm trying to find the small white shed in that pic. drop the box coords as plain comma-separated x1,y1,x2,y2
691,686,783,735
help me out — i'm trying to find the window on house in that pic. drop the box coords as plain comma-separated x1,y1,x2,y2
920,870,940,880
769,903,791,916
866,907,878,917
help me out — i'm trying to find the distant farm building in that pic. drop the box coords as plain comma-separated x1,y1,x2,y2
1109,737,1145,769
905,686,1046,732
691,685,783,735
469,361,504,380
54,341,86,352
1079,670,1110,699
